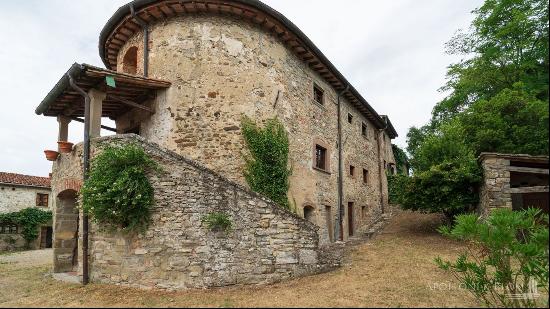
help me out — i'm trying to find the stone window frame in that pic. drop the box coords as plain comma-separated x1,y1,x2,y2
361,122,369,139
313,139,331,174
313,83,325,106
363,168,369,185
349,165,356,179
36,193,49,207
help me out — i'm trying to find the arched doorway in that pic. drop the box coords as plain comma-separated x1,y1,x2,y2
303,205,315,224
53,190,79,273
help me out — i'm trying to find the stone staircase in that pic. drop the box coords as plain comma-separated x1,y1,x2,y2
347,208,396,245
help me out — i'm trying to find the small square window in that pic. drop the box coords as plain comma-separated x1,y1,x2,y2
350,165,355,177
313,85,324,105
36,193,49,207
348,113,353,124
363,169,369,184
315,145,328,171
362,123,368,137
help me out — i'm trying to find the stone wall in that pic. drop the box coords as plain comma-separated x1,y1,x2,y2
478,154,549,216
114,13,395,242
0,185,52,213
51,135,342,290
0,184,52,252
479,157,512,217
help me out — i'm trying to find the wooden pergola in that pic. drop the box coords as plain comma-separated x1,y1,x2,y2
36,63,171,125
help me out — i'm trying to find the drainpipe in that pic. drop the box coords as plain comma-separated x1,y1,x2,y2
68,72,90,286
336,85,349,241
377,118,389,214
131,4,149,77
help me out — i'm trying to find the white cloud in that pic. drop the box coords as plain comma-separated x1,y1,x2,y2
0,0,482,176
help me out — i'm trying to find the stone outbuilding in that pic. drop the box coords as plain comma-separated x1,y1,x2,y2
35,0,399,289
478,153,549,216
0,172,53,251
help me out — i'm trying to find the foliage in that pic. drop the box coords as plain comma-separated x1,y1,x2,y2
387,173,408,205
0,208,52,246
201,212,232,232
433,0,549,123
81,144,160,234
436,208,549,308
403,0,548,218
391,162,481,221
241,116,292,209
391,144,409,175
459,83,549,155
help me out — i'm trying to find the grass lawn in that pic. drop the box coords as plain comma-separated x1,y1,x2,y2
0,211,481,308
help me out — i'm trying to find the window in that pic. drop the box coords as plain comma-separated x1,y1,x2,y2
36,193,49,207
349,165,355,177
304,206,315,223
348,113,353,124
362,122,368,137
363,169,369,184
313,84,324,105
362,206,367,218
315,145,328,171
0,225,18,234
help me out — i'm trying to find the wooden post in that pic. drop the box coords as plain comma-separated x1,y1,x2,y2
88,89,106,138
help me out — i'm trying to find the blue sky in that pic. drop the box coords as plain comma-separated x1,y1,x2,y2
0,0,483,176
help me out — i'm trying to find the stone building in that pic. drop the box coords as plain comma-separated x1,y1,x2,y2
0,172,53,251
478,153,549,216
35,0,398,289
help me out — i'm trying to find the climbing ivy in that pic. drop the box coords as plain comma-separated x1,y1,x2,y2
241,116,292,209
0,208,52,246
202,212,232,233
392,144,409,175
81,144,160,234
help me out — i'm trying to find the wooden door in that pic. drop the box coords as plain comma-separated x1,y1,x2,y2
348,202,354,237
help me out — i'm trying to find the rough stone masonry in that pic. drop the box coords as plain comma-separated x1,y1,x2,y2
51,135,343,290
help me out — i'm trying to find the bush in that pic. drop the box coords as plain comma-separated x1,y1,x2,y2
81,144,160,234
390,162,481,221
436,208,549,308
0,208,52,247
241,116,292,209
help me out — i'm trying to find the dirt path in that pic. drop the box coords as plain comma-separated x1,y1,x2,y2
0,249,52,267
0,211,480,308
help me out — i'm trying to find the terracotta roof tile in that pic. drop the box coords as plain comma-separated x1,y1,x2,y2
0,172,51,188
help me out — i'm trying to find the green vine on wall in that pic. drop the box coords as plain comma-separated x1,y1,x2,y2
202,212,232,233
81,144,160,234
241,116,292,209
0,208,52,246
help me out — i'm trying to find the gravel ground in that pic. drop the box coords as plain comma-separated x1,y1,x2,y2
0,249,52,267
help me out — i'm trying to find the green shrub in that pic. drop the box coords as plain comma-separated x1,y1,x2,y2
0,208,52,247
391,161,481,221
81,144,160,234
241,116,291,209
202,212,232,232
436,208,549,308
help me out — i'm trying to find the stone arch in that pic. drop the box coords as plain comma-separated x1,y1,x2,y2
122,46,138,75
303,205,316,224
53,189,80,273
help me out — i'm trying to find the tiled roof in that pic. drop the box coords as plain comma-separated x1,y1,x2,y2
0,172,51,188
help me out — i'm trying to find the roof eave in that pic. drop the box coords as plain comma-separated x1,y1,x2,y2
98,0,389,129
35,63,84,116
